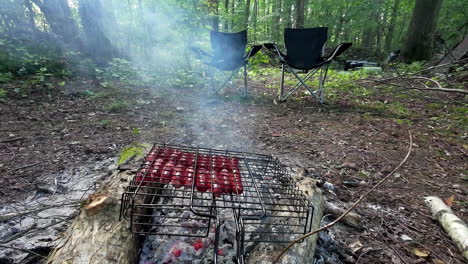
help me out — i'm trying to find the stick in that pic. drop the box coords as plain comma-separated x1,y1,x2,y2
3,162,41,175
0,137,25,144
0,244,46,258
274,130,413,263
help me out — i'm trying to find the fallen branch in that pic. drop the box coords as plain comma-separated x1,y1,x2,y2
274,130,413,263
425,196,468,261
3,162,41,175
0,223,38,243
0,244,46,258
404,77,468,95
0,137,25,144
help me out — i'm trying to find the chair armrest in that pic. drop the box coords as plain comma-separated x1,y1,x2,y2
245,45,262,59
324,43,352,62
190,46,212,60
263,43,286,61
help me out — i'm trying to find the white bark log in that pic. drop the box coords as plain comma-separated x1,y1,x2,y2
45,170,140,264
425,196,468,261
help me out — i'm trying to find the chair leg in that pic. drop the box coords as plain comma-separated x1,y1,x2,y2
243,65,247,96
209,67,216,95
279,64,285,101
318,68,324,103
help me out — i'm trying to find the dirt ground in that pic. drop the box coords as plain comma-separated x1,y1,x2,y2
0,72,467,263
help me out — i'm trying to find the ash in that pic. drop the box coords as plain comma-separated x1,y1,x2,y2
139,188,238,264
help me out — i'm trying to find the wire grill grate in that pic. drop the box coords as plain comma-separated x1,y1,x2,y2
120,143,313,263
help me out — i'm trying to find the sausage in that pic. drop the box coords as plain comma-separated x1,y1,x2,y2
172,164,186,189
161,161,175,184
212,171,223,197
184,166,195,189
196,168,210,192
231,168,243,194
219,168,232,194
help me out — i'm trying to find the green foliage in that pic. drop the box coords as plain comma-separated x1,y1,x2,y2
0,72,13,83
0,38,71,77
396,61,425,73
106,100,128,112
0,88,6,99
118,143,148,165
95,58,139,84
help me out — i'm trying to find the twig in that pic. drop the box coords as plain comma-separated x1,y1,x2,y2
274,130,413,263
0,137,25,144
0,244,46,258
1,224,38,243
3,162,40,175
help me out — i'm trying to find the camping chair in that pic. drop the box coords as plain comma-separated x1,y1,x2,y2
264,27,351,103
192,30,261,96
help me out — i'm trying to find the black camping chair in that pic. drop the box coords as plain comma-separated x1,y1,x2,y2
264,27,351,103
192,30,261,96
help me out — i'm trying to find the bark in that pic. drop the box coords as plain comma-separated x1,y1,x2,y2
386,0,400,52
223,0,229,31
46,170,140,264
31,0,80,46
282,0,293,29
294,0,306,29
245,0,251,29
23,0,36,33
247,177,323,264
324,201,361,228
252,0,258,43
402,0,443,61
425,196,468,261
229,0,234,31
208,0,219,31
272,0,281,42
79,0,116,64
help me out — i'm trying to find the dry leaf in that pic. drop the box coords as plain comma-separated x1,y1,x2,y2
445,195,455,207
434,259,445,264
412,248,430,257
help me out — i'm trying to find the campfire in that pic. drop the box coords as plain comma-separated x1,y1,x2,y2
120,143,314,263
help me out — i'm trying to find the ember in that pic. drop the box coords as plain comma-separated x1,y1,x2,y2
120,143,314,263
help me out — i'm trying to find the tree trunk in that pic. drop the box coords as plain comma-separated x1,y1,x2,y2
284,0,293,29
23,0,36,33
294,0,306,29
402,0,443,61
223,0,229,31
245,0,251,29
79,0,117,64
386,0,400,52
46,170,140,264
208,0,219,31
272,0,280,42
252,0,258,43
229,0,234,31
31,0,80,46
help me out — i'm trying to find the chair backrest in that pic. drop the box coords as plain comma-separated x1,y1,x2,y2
210,30,247,62
284,27,328,69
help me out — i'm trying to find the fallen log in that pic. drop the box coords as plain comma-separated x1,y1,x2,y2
425,196,468,261
45,170,140,264
324,201,361,228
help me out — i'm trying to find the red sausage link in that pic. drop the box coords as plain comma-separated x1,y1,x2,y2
172,164,186,188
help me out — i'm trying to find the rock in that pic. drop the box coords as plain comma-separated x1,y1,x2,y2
400,234,413,241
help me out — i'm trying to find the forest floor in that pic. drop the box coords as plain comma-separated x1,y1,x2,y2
0,69,467,263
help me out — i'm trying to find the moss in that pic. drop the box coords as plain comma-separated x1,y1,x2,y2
118,143,149,165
